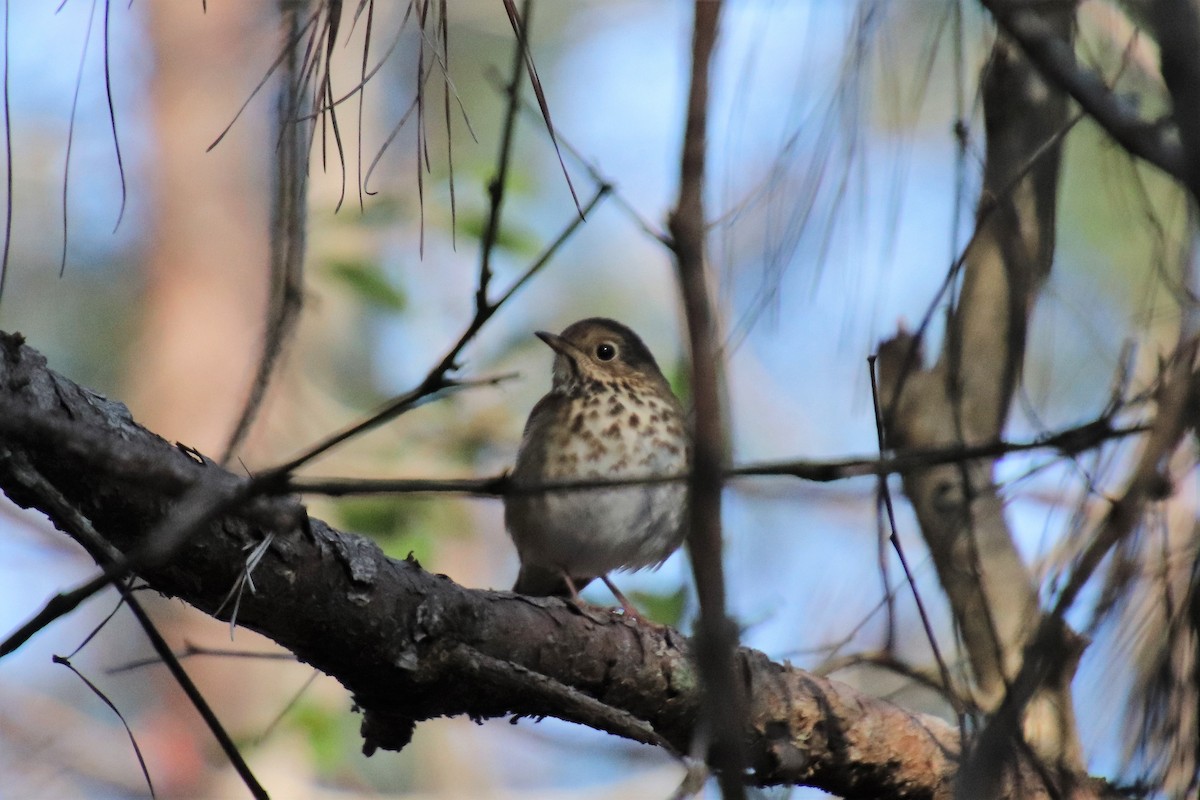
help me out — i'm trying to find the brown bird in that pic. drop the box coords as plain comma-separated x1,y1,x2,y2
505,318,690,615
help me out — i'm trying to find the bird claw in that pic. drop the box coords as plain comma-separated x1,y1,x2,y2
600,575,643,621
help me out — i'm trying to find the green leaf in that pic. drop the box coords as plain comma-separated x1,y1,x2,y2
325,260,407,311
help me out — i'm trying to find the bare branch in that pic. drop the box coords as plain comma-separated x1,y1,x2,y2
0,330,1087,798
1139,0,1200,201
668,3,746,797
0,451,267,800
982,0,1187,181
283,415,1146,498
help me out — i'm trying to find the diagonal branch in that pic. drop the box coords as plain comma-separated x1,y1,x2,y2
982,0,1186,181
0,327,1083,800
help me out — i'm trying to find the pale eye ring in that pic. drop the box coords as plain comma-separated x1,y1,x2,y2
595,342,617,361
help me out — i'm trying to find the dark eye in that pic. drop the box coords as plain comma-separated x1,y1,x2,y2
595,342,616,361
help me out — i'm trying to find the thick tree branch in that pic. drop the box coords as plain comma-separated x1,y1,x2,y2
0,331,1085,798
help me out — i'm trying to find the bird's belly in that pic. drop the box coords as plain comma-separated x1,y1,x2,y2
507,432,688,578
518,482,686,576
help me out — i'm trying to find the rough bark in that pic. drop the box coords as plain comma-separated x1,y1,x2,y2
0,330,1095,799
877,3,1084,776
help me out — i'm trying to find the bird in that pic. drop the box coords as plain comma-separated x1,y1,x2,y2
505,317,690,616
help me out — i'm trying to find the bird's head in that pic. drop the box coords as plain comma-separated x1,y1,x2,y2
535,317,669,395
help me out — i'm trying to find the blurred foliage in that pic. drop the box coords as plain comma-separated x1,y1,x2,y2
630,584,688,628
335,496,416,540
332,496,448,563
352,194,411,228
282,693,424,792
287,699,353,776
325,259,408,312
458,209,542,257
665,355,692,410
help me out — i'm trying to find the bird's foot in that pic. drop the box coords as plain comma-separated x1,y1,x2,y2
600,575,643,621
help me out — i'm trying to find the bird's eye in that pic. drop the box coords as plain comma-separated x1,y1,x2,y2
596,342,617,361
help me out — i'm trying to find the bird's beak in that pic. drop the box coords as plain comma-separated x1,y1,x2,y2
535,331,575,357
536,330,586,384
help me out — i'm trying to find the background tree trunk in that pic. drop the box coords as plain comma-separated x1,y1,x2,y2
877,5,1084,777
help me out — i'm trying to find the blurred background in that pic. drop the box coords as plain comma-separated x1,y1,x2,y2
0,1,1188,797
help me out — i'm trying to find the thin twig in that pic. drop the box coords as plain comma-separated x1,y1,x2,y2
54,654,156,799
499,0,580,215
102,0,127,232
108,642,297,674
868,355,967,742
0,451,268,799
266,373,513,476
207,6,324,153
284,414,1146,498
477,0,531,311
484,67,668,244
59,0,100,279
